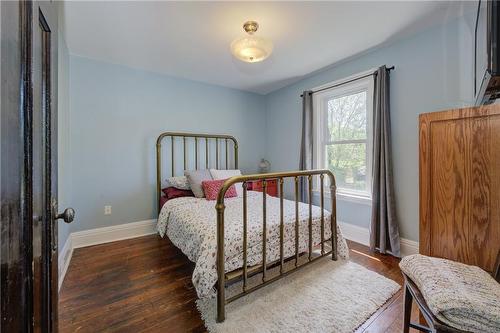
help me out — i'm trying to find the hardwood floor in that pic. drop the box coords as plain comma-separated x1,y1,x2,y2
59,235,420,332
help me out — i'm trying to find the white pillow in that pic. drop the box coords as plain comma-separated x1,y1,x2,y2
209,169,243,197
165,176,190,190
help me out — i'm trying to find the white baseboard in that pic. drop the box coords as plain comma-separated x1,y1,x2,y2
58,235,74,291
339,221,370,246
71,219,157,249
339,221,418,257
400,238,419,257
58,219,157,291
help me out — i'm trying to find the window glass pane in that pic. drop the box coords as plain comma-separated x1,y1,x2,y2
327,91,367,142
326,143,367,192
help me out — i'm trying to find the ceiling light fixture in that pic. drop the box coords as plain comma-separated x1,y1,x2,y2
231,21,273,63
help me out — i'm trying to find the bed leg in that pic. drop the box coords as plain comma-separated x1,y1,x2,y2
330,184,338,261
216,203,226,323
216,285,225,322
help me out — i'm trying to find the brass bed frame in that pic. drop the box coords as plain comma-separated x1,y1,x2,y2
156,132,338,322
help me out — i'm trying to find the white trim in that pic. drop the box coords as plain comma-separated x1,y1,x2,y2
315,190,372,206
400,238,419,257
339,221,370,246
339,221,419,257
58,235,74,291
71,219,157,249
337,193,372,205
58,219,157,291
312,72,374,198
310,67,378,92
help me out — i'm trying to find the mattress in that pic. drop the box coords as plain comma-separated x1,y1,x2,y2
157,191,349,297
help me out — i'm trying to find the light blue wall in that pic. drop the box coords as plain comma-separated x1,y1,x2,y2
68,56,267,232
62,12,477,243
264,16,475,241
57,14,72,252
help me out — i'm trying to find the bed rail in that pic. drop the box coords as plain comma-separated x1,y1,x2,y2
215,169,337,322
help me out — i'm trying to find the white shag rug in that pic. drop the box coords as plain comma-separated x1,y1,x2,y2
197,258,400,333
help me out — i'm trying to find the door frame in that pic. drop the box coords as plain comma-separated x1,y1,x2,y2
1,1,59,331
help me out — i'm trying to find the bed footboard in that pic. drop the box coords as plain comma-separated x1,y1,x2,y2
215,169,337,322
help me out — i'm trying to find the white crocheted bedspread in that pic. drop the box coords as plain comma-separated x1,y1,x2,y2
157,191,349,298
400,254,500,333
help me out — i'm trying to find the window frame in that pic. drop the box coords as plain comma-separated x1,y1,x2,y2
312,75,374,204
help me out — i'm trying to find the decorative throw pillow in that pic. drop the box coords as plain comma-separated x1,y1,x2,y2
184,169,213,198
162,187,194,200
209,169,243,197
165,176,190,190
202,179,237,200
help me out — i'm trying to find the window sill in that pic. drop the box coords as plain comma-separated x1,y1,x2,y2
313,190,372,206
337,192,372,205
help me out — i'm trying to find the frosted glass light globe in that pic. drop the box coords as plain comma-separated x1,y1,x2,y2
231,21,273,63
231,36,273,63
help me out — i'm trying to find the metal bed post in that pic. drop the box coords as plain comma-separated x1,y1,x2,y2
216,201,226,322
330,180,337,260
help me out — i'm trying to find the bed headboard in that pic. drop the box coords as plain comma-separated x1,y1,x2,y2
156,132,239,210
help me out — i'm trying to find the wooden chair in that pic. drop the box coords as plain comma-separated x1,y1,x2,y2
402,252,500,333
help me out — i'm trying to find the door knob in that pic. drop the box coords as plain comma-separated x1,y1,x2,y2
56,208,75,223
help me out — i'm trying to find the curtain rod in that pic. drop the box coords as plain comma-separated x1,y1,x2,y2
300,66,395,97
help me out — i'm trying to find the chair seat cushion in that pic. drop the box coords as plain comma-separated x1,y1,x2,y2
399,254,500,333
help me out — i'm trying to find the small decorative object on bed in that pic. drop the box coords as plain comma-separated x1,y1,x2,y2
156,132,348,323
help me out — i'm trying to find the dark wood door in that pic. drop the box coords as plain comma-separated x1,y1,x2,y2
1,1,74,332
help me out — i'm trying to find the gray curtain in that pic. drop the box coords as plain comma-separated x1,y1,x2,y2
299,91,314,203
369,66,401,257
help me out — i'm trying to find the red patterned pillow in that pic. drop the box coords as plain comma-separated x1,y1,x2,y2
162,187,194,200
202,179,237,200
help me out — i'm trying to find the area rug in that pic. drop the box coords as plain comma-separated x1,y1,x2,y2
197,258,400,333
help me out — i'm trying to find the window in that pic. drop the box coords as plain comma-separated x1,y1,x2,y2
313,75,374,202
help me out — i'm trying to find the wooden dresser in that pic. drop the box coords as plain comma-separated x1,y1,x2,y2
247,179,278,197
419,104,500,272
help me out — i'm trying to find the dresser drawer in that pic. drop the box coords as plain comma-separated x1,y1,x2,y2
248,179,278,197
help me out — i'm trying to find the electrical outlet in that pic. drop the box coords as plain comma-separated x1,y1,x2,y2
104,205,112,215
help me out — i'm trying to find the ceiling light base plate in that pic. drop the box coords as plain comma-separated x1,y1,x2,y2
243,21,259,35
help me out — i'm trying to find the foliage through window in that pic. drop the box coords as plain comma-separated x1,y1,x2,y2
314,76,373,199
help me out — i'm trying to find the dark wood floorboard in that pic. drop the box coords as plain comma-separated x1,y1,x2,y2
59,235,421,332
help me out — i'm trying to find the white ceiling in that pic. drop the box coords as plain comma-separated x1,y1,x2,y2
62,1,471,95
